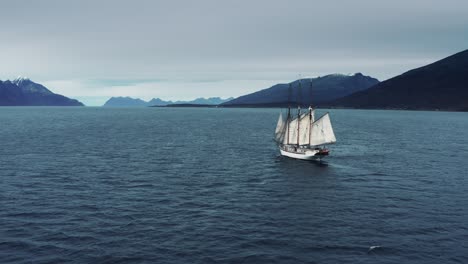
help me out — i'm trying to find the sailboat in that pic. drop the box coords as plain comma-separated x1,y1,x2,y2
274,80,336,160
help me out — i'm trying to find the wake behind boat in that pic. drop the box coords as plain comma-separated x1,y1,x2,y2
274,80,337,160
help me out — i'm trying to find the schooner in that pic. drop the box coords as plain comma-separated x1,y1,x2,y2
274,80,336,160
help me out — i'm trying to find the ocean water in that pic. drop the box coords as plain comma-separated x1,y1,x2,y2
1,107,467,263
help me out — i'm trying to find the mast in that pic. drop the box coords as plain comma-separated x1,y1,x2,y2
297,79,301,146
309,78,313,109
286,83,292,145
309,107,312,146
309,79,313,146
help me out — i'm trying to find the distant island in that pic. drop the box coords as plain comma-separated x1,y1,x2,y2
220,73,379,107
155,103,217,108
0,77,83,106
327,49,468,111
103,96,233,107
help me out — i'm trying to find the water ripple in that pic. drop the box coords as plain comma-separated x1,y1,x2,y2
1,108,467,263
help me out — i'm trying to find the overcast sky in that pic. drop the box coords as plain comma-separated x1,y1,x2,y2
1,0,467,105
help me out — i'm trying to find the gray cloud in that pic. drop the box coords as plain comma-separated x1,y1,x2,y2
1,0,467,105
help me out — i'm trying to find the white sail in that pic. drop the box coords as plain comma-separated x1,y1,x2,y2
282,116,289,145
275,113,286,142
309,113,336,146
298,113,311,145
283,117,298,145
280,112,310,145
280,111,327,146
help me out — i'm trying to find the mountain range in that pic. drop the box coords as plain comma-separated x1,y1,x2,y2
0,77,83,106
221,73,379,107
103,96,234,107
329,49,468,111
3,49,466,110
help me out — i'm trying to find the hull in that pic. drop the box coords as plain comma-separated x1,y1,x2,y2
279,146,329,160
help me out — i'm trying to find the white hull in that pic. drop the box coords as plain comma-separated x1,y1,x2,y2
279,146,325,160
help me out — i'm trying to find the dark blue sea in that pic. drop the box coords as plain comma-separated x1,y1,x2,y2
1,107,467,263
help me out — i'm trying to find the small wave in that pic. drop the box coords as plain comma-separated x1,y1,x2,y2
367,245,382,253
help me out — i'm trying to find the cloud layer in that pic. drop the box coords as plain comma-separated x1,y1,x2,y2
1,0,467,105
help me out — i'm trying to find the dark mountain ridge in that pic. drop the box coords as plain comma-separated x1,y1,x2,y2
330,49,468,111
221,73,379,107
0,77,83,106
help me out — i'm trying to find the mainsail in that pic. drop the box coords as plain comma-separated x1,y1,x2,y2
287,117,299,144
298,114,311,145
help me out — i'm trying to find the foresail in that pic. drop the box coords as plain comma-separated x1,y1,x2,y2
274,113,285,142
309,113,337,146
